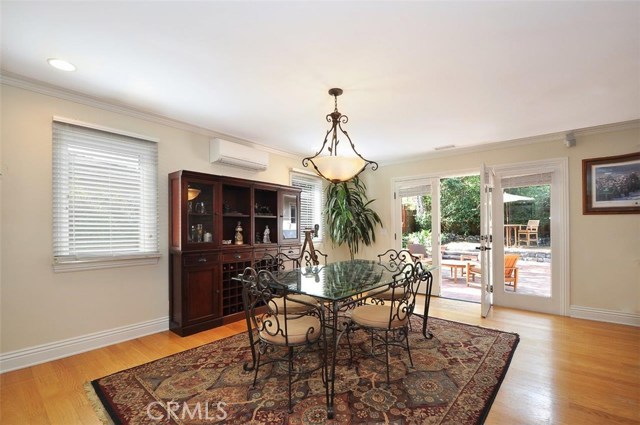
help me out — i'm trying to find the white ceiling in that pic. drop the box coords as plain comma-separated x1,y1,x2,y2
2,1,639,164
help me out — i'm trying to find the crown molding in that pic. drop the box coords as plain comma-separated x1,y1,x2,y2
571,119,640,137
3,72,637,166
0,72,300,159
382,119,640,167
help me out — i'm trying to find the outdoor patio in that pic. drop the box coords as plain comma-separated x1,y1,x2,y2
437,244,552,303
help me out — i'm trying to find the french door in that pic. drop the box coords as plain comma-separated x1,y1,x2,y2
393,158,568,317
490,159,569,315
394,178,441,296
480,164,495,317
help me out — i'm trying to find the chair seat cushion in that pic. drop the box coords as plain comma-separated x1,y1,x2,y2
258,314,321,345
351,304,408,329
368,286,406,301
271,294,318,314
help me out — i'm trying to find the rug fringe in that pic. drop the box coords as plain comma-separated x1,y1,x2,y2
84,382,115,425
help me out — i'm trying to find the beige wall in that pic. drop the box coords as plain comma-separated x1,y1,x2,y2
359,126,640,316
1,83,638,355
0,85,301,353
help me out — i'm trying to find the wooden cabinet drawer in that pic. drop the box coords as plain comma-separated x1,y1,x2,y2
183,253,218,266
254,248,279,260
221,250,253,263
280,246,301,257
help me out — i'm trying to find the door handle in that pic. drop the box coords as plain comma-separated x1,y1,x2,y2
475,246,492,251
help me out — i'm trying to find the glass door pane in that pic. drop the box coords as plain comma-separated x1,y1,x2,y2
492,159,567,316
501,184,551,298
281,193,299,241
187,181,215,245
396,178,440,296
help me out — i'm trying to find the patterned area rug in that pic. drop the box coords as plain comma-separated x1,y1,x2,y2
88,317,518,424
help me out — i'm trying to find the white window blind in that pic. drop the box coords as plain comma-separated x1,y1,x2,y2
291,172,325,243
398,184,431,198
502,173,553,189
53,120,159,269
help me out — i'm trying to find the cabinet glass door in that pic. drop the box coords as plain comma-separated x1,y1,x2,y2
281,193,299,241
186,181,216,246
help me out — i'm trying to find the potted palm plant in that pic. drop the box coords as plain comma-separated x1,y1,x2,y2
325,177,383,260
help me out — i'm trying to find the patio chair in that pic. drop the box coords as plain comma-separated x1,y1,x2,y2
517,220,540,246
407,243,428,260
466,254,520,291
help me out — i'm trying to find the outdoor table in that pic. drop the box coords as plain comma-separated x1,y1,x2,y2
504,224,523,247
440,259,470,282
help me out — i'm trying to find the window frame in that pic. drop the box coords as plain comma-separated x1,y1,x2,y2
52,117,160,272
290,170,325,244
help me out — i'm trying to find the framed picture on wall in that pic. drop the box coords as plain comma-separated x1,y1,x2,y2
582,152,640,214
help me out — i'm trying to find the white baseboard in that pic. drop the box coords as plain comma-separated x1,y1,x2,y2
0,316,169,373
570,305,640,327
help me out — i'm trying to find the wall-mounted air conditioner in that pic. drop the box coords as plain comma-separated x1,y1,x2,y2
209,138,269,171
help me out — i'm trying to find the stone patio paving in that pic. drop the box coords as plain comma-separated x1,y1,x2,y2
437,245,552,303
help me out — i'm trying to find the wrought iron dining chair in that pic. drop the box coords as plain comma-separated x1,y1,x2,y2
289,249,329,268
240,267,328,413
368,248,420,301
339,261,427,384
252,253,319,313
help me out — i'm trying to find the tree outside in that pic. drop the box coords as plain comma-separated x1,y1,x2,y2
403,176,551,247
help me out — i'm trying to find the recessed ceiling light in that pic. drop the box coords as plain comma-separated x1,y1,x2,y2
47,58,76,72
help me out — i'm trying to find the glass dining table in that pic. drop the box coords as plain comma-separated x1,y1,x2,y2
235,259,435,419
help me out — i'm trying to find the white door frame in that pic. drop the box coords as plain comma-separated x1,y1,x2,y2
392,169,478,298
480,164,495,317
392,176,441,296
490,158,570,316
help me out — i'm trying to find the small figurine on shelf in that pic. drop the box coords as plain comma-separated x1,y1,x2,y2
235,221,244,245
263,225,271,244
255,232,261,244
196,224,204,242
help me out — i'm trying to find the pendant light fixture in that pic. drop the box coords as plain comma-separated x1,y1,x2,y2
303,88,378,183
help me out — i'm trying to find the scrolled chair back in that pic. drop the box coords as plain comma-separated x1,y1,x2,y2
297,249,328,267
385,262,412,323
240,266,323,346
377,248,419,272
252,253,287,272
385,261,429,325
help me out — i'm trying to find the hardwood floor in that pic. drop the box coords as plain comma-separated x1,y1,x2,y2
1,298,638,424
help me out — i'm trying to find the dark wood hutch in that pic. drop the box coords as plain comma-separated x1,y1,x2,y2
169,170,301,336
